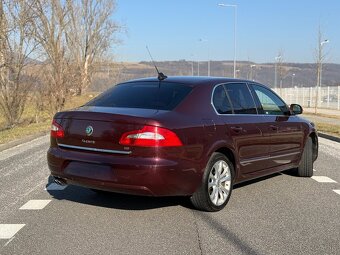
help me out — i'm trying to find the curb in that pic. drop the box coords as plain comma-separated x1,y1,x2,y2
0,131,49,152
318,132,340,143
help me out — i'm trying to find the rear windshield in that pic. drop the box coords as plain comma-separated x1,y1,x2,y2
86,82,192,110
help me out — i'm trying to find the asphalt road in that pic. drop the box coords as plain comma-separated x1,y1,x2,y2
0,135,339,255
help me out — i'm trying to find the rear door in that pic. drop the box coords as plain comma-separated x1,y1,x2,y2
250,84,304,168
212,83,270,175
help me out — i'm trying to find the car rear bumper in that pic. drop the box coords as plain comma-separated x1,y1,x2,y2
47,147,202,196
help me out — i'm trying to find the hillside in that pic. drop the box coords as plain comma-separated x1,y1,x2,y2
91,60,340,91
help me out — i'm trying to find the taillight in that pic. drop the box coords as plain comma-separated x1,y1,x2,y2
51,119,64,138
119,126,183,147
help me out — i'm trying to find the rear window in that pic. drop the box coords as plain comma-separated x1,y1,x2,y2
86,82,192,110
224,83,257,114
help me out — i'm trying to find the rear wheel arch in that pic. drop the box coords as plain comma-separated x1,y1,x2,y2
191,152,234,211
215,147,237,180
203,142,238,181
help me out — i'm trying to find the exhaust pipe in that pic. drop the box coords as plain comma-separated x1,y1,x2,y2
54,177,67,186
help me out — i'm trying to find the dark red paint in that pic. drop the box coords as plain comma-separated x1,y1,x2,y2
47,77,318,196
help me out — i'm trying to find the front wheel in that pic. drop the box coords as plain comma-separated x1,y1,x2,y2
190,152,234,212
296,137,313,177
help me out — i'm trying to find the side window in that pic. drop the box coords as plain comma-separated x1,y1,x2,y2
224,83,257,114
212,85,232,114
252,84,288,115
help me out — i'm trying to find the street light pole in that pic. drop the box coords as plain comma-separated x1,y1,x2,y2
191,61,194,76
315,39,329,114
320,39,329,92
235,69,240,78
250,64,256,80
190,54,194,76
274,55,281,89
218,3,237,78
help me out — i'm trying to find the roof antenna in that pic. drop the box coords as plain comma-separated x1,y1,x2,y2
146,46,167,81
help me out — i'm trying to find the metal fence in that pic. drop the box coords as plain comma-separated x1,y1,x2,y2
273,86,340,110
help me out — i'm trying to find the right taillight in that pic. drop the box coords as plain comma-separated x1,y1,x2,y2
119,125,183,147
51,119,64,138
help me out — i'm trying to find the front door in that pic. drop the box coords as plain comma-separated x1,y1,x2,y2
250,84,304,169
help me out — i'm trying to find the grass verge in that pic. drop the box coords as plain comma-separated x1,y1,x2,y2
0,93,96,145
315,122,340,138
303,112,340,120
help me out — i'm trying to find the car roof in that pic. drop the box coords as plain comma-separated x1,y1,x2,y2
122,76,251,87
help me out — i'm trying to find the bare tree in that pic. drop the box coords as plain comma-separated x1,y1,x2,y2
32,0,75,114
67,0,121,95
0,0,38,127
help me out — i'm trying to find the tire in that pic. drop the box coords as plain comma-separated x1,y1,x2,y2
297,137,313,177
190,152,234,212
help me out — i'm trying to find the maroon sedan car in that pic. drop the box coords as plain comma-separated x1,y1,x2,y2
47,76,318,211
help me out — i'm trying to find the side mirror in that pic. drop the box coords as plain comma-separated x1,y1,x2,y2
290,104,303,115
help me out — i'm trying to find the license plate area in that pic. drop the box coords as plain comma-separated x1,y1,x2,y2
64,161,113,181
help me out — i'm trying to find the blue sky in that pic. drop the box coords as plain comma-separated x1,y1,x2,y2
114,0,340,64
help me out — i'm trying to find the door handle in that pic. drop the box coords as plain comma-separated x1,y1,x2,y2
269,125,279,131
230,126,243,133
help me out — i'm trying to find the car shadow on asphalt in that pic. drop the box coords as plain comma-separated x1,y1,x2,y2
45,172,288,211
45,176,192,210
233,172,282,189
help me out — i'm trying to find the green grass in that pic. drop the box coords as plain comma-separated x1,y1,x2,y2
0,93,97,144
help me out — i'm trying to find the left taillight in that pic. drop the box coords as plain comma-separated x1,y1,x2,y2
51,119,64,138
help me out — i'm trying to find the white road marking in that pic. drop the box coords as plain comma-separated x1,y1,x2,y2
1,179,48,220
333,190,340,195
311,176,337,183
0,224,25,239
19,199,52,210
45,183,67,191
4,236,15,247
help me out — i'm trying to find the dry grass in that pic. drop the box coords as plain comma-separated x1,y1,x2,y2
315,122,340,137
0,122,51,144
304,112,340,120
0,93,97,144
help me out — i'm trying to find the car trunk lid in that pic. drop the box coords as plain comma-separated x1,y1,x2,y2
54,106,164,152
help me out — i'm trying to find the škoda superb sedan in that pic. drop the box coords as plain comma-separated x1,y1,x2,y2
47,76,318,211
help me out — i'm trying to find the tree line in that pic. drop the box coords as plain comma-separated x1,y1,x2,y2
0,0,121,127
